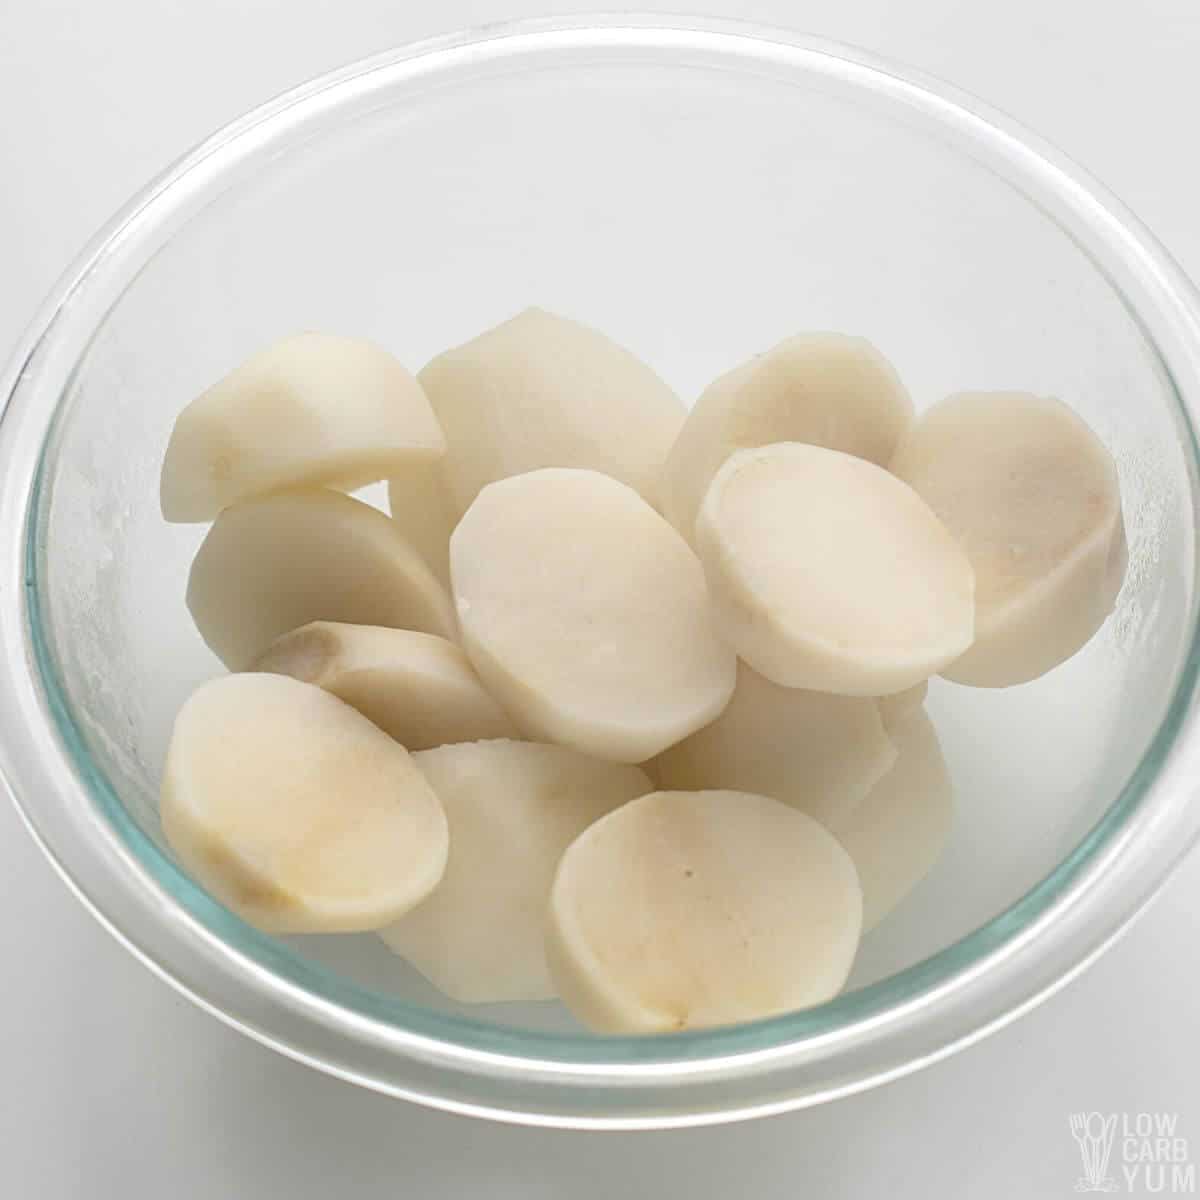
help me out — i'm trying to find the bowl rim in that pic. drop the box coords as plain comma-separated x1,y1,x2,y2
3,14,1200,1128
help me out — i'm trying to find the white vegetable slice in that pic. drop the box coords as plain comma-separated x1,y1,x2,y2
252,623,516,750
890,392,1127,687
380,741,651,1003
696,443,975,695
547,790,862,1032
188,489,457,669
451,469,737,762
649,662,896,826
829,709,953,931
876,680,928,731
161,332,445,522
161,673,448,933
387,463,457,587
419,308,685,517
662,333,913,537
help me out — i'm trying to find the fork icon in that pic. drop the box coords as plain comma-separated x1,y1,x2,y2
1070,1112,1119,1192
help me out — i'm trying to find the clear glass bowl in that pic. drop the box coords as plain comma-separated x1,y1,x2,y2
3,16,1200,1129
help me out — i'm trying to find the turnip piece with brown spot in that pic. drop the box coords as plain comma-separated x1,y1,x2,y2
187,489,457,669
252,623,516,750
161,673,448,934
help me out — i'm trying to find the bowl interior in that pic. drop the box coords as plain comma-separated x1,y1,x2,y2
31,38,1195,1042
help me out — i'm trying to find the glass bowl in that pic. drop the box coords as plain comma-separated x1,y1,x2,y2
2,16,1200,1129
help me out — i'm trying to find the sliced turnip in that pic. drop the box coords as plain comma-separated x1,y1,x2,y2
161,332,444,522
419,308,684,517
649,662,896,826
380,740,650,1003
187,489,457,669
252,623,515,750
451,469,736,762
547,789,862,1032
662,333,912,537
387,462,457,587
695,443,975,695
161,673,448,933
829,709,954,930
876,680,929,731
891,392,1126,686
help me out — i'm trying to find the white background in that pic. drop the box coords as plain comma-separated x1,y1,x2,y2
2,2,1199,1196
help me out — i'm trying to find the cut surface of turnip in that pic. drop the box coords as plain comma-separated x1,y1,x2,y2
161,673,448,933
695,443,975,695
547,789,862,1032
451,468,736,762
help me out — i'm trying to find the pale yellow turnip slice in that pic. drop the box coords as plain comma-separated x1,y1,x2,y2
160,332,445,522
451,469,737,762
251,623,516,750
419,308,685,517
387,462,457,587
547,789,862,1032
695,443,975,695
380,740,651,1003
662,333,913,538
890,392,1126,687
876,680,929,731
161,673,448,933
649,661,896,826
187,489,457,669
828,709,953,931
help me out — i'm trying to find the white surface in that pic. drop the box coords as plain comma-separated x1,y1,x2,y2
1,2,1198,1195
